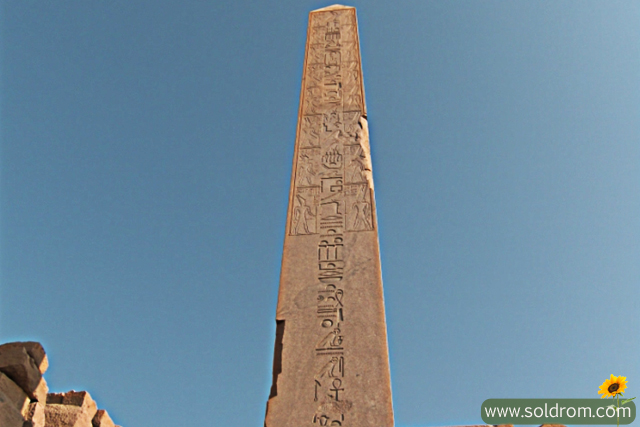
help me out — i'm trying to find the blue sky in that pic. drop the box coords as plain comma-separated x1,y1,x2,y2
1,1,638,426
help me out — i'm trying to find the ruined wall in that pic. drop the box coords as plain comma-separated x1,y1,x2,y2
0,341,121,427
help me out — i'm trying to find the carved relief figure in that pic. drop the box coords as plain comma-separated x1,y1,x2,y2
323,110,342,133
300,116,321,147
351,186,372,231
307,63,324,88
344,87,362,111
351,200,371,230
304,94,319,115
342,112,361,138
342,62,362,111
346,147,368,182
297,153,317,185
292,194,316,235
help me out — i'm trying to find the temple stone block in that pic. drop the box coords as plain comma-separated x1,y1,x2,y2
0,343,48,402
0,397,24,427
0,371,30,417
24,401,46,427
0,342,49,374
92,409,117,427
45,391,98,427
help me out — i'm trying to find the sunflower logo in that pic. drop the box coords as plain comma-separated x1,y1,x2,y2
599,375,628,398
597,375,635,427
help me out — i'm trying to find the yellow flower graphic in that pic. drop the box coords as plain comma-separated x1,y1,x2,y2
598,375,627,398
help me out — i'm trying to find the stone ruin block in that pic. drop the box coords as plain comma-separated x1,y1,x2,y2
92,409,116,427
24,401,46,427
0,342,122,426
45,391,98,427
0,342,48,374
0,399,24,427
0,370,30,417
0,343,48,402
0,373,26,427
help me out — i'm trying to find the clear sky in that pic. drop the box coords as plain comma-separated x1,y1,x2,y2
1,1,638,426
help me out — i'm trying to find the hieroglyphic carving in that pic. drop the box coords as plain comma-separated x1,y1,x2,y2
288,8,372,423
267,7,393,427
317,284,344,328
297,152,319,186
340,42,358,63
342,112,360,137
308,44,326,65
342,62,363,112
291,191,318,235
345,184,373,231
303,87,323,116
300,116,322,147
319,178,344,231
310,8,356,28
316,326,343,352
309,24,326,45
340,25,358,43
307,63,324,88
313,412,345,426
323,110,342,134
345,145,369,183
314,355,344,402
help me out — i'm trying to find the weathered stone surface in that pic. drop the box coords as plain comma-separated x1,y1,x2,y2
0,396,24,427
92,409,115,427
0,371,29,416
45,391,97,427
23,401,46,427
0,344,48,402
264,5,394,427
0,342,48,374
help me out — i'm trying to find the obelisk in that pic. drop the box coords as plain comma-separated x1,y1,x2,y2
265,5,394,427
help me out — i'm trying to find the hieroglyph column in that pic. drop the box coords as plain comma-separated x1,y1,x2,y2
265,5,394,427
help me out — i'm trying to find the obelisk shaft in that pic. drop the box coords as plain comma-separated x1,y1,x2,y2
265,6,394,426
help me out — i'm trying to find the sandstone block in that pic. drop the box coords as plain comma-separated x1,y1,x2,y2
45,391,97,427
23,401,45,427
0,393,25,427
0,342,48,374
0,371,29,416
92,409,115,427
0,344,48,402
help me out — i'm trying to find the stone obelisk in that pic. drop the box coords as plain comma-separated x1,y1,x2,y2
265,5,394,427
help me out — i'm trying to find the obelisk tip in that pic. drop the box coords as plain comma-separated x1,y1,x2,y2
311,4,354,12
